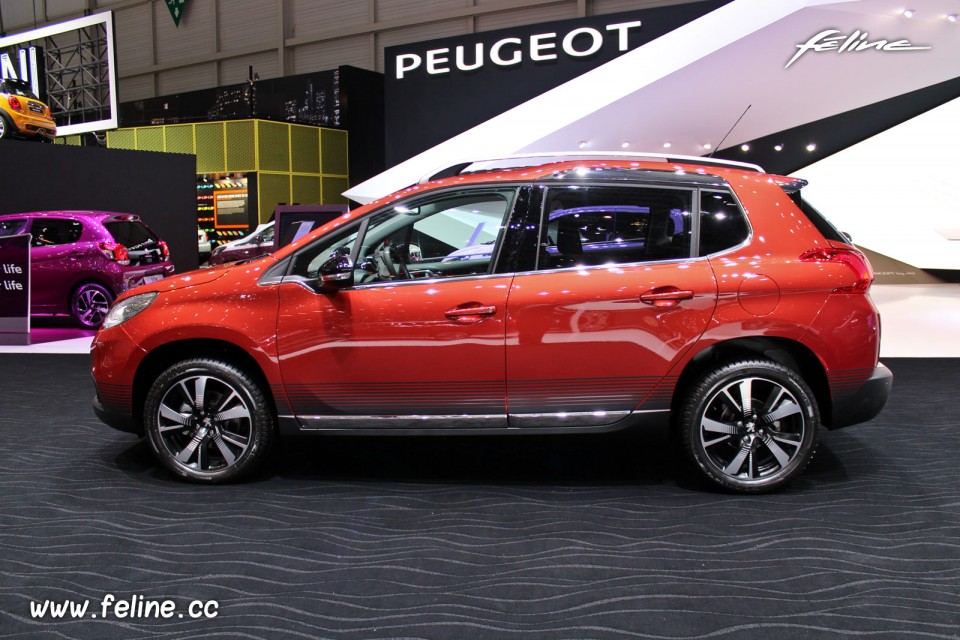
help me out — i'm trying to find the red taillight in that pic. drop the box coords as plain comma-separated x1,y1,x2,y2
800,246,873,293
8,96,22,112
98,241,130,266
159,240,169,260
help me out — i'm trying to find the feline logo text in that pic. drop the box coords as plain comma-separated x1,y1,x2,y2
786,29,930,69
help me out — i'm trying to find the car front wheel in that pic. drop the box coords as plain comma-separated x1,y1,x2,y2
679,359,820,493
144,359,275,482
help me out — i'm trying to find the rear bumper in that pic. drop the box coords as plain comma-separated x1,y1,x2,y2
828,362,892,429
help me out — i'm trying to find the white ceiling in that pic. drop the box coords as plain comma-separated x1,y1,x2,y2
345,0,960,203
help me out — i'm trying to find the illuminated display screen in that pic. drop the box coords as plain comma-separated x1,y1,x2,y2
197,174,256,241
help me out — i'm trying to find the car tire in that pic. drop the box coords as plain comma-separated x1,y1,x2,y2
144,358,275,483
0,113,11,139
679,359,820,493
70,282,114,329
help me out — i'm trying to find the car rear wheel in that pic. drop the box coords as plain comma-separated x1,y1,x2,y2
0,114,11,139
144,359,274,482
679,359,819,493
70,282,114,329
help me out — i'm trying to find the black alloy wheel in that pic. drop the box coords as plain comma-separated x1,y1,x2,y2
680,359,820,493
144,359,275,482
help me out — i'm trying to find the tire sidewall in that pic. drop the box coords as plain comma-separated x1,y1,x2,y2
681,360,820,493
144,359,274,483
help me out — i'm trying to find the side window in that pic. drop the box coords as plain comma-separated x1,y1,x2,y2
30,219,82,247
288,189,516,283
699,190,749,256
538,186,693,270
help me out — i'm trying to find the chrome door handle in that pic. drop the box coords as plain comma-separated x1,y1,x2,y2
640,287,695,308
444,304,497,324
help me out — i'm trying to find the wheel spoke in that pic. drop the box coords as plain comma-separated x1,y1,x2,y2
215,390,241,413
724,443,751,475
703,434,732,448
217,406,250,422
220,431,249,449
762,400,801,424
159,404,190,426
702,418,740,436
177,380,196,410
175,430,205,463
197,439,209,470
736,379,753,416
194,376,209,411
212,434,237,466
763,386,786,413
761,434,792,468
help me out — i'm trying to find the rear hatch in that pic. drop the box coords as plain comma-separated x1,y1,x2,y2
102,216,167,266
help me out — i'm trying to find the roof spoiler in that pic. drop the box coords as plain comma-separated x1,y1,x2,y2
419,151,765,184
772,177,808,194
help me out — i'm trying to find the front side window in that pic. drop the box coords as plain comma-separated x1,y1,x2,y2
0,219,27,237
537,186,693,269
288,188,517,283
29,218,82,246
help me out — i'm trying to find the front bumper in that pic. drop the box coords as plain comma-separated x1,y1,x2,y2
93,392,142,435
829,362,893,429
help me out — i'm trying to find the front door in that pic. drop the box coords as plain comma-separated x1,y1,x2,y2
28,217,84,312
275,187,523,430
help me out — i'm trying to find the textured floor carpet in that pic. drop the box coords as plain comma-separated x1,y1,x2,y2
0,356,957,639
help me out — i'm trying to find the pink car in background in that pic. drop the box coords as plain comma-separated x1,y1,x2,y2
0,211,174,329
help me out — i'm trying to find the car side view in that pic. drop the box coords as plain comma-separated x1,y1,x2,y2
0,211,174,328
0,79,57,141
91,154,891,492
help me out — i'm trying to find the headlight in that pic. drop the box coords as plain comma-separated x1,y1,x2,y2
102,292,159,329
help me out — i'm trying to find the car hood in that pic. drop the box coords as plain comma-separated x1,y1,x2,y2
136,260,249,295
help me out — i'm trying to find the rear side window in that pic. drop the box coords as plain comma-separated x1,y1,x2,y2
699,190,749,256
538,185,693,269
29,218,83,246
104,220,158,248
0,219,27,237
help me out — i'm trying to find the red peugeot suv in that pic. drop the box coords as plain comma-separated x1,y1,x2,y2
91,155,891,492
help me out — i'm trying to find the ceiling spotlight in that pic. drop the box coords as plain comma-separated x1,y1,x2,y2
902,9,915,18
577,140,588,149
740,143,750,152
702,142,713,150
663,141,672,148
806,143,817,152
620,141,630,149
948,14,958,22
774,144,784,152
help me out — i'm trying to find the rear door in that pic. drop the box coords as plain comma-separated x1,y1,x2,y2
505,183,718,428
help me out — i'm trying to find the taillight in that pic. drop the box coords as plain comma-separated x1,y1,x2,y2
800,246,873,293
99,241,130,266
159,240,170,260
8,96,22,112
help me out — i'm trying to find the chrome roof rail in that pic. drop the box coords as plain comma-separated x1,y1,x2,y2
419,151,765,184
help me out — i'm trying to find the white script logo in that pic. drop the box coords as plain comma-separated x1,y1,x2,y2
785,29,931,69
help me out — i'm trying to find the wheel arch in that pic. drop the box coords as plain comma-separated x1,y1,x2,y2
132,339,279,429
672,337,830,424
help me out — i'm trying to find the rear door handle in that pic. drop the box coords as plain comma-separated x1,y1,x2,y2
444,303,497,324
640,287,695,308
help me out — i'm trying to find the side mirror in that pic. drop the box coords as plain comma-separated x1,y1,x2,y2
317,248,354,292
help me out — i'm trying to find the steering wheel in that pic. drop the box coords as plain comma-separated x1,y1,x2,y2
374,245,409,280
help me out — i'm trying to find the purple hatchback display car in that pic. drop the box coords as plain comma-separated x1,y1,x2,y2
0,211,174,329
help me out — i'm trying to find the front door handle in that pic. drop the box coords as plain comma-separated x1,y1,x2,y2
640,286,695,308
444,303,497,324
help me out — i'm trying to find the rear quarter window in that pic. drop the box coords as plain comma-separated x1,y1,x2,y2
699,190,750,256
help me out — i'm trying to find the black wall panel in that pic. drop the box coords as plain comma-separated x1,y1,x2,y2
0,141,198,272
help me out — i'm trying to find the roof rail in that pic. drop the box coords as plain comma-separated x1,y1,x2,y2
419,151,764,184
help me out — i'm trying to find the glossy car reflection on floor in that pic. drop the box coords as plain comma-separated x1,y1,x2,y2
91,154,891,492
